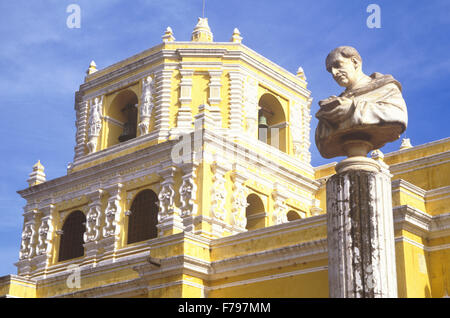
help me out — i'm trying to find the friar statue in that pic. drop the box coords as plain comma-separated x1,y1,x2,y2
315,46,408,162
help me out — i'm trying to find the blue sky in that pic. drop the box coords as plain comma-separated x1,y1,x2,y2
0,0,449,276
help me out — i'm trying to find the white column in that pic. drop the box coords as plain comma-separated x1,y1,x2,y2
74,92,89,159
228,71,244,132
208,70,222,106
177,69,195,131
326,169,398,298
301,98,312,163
154,69,173,141
243,76,259,138
290,100,303,159
138,76,154,136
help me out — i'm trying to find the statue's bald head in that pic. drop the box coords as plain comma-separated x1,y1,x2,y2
326,46,362,73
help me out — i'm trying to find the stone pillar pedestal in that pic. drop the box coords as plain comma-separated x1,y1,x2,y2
326,166,398,298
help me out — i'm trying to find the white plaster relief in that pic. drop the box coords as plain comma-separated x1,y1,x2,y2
180,173,197,217
103,184,123,238
138,76,154,136
36,213,54,256
19,223,37,260
243,76,259,137
87,97,103,154
83,190,103,243
231,181,248,229
211,161,229,221
272,185,289,225
158,183,176,223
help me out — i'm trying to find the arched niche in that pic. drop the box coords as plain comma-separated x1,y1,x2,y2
58,210,86,262
287,210,302,221
258,93,288,153
104,89,138,149
127,189,159,244
246,193,266,231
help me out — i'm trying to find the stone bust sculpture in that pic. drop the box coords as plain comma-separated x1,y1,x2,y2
315,46,408,167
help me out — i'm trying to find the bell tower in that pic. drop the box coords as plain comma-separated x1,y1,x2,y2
14,17,319,298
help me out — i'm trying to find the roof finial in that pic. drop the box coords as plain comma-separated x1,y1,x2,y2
27,160,46,187
162,26,175,42
86,60,97,75
230,28,243,43
191,17,213,42
297,67,307,81
202,0,206,18
400,137,412,150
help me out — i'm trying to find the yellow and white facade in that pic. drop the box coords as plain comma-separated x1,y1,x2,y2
1,18,449,298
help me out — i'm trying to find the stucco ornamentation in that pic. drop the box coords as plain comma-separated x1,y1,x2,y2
180,175,197,217
36,216,53,256
231,182,248,229
138,76,154,135
272,199,288,225
211,162,228,221
19,223,36,260
84,204,101,243
158,184,176,222
103,199,119,238
87,97,103,154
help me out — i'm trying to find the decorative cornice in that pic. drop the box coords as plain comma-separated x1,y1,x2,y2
385,136,450,158
80,42,311,101
17,136,175,200
201,129,319,192
391,179,427,198
211,214,326,247
81,46,165,91
56,277,148,298
392,205,450,240
393,205,432,237
389,150,450,175
211,239,327,279
0,275,37,287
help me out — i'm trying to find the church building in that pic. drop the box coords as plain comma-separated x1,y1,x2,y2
0,18,449,298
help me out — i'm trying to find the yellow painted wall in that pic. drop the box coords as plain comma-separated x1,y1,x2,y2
209,261,328,298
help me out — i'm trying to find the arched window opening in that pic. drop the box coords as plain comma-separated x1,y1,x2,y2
127,189,159,244
105,90,138,149
258,93,287,153
118,103,137,143
287,210,301,221
58,210,86,262
246,193,266,231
